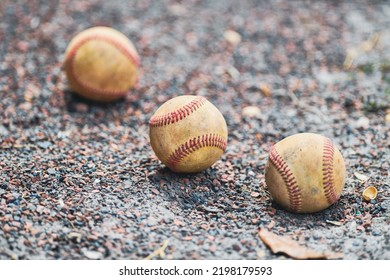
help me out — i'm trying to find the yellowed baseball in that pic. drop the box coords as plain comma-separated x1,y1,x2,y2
149,95,228,173
63,26,140,102
265,133,346,213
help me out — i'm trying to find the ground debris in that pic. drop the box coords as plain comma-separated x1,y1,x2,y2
144,240,169,260
258,228,343,260
326,220,344,226
354,172,370,183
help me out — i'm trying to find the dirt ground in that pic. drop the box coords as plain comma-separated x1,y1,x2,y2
0,0,389,260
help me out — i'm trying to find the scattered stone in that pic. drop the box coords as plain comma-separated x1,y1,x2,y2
75,103,89,113
37,141,52,149
47,168,56,175
0,125,10,136
355,116,370,129
242,106,262,118
385,113,390,124
82,249,103,260
68,232,82,243
151,188,160,195
223,30,242,45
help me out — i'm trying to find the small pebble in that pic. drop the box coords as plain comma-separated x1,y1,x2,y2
47,168,56,175
355,116,370,129
242,106,262,118
37,141,52,149
223,30,242,45
232,244,241,251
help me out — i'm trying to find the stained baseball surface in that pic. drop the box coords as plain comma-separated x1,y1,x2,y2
265,133,346,213
149,95,228,173
63,26,140,102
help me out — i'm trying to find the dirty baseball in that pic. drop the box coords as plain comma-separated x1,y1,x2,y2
265,133,346,213
63,26,140,102
149,95,228,173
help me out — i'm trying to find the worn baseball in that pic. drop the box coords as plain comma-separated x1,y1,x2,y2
265,133,346,213
149,95,228,173
63,26,140,102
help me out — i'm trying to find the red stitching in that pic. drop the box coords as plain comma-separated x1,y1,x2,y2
166,134,227,167
323,137,338,204
66,34,140,97
149,97,207,127
269,146,302,212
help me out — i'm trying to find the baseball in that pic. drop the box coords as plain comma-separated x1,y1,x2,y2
265,133,346,213
63,26,140,102
149,95,228,173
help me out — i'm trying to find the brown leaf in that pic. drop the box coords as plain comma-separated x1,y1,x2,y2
258,228,343,260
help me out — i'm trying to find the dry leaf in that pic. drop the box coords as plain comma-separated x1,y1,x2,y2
258,228,343,260
362,186,377,201
354,172,370,182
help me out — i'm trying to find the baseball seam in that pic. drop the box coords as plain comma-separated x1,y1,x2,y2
149,97,207,127
166,133,227,167
67,34,140,97
269,146,302,212
322,137,338,205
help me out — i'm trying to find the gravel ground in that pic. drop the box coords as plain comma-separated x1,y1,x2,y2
0,0,389,260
